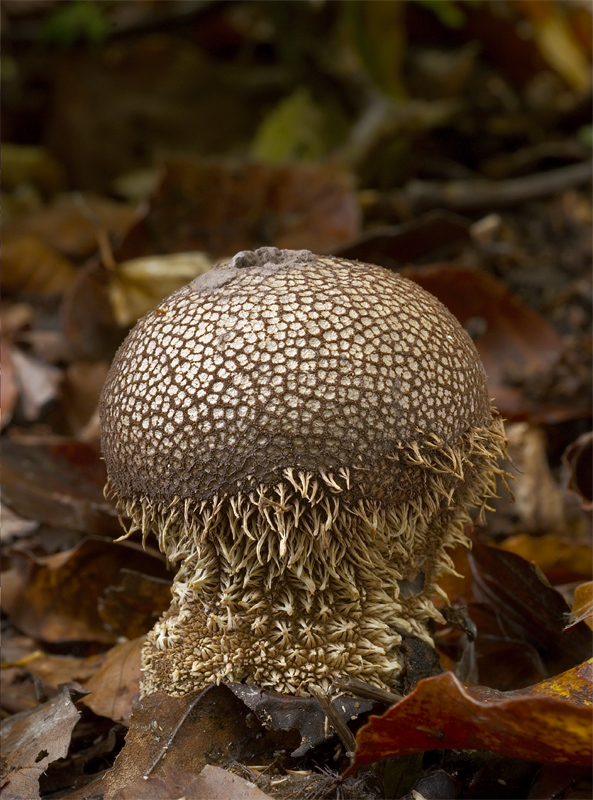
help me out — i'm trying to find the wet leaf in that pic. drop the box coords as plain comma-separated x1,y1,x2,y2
468,543,592,676
347,660,593,773
1,538,167,643
81,637,144,725
103,684,300,799
0,686,80,800
116,157,361,260
230,684,373,758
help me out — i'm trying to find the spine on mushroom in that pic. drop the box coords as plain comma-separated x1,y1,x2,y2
106,415,508,696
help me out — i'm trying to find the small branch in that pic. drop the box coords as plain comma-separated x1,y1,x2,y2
308,684,357,757
332,676,403,706
398,159,592,215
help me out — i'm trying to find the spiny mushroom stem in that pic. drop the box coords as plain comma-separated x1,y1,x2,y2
109,416,507,696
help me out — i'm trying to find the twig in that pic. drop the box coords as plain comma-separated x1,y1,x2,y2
398,159,592,214
332,676,403,706
308,684,357,757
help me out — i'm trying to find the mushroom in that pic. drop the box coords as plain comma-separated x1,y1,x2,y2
100,247,508,696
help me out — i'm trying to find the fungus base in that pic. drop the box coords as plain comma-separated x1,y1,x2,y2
109,416,508,696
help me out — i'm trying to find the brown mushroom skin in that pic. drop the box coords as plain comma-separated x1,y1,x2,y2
100,248,507,696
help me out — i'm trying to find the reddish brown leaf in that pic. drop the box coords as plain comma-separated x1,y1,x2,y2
1,538,168,643
116,157,360,260
1,438,120,536
98,571,171,640
401,265,568,421
347,660,593,773
82,637,144,725
0,686,80,800
468,543,591,676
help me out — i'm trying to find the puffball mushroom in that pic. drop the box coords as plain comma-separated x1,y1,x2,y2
100,247,507,696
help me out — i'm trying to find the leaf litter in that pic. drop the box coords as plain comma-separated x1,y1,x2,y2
1,2,591,798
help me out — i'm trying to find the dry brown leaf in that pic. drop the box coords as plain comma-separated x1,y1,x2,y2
103,684,298,800
109,764,272,800
497,534,592,584
3,194,138,259
107,251,214,327
0,338,19,430
1,235,77,295
347,660,593,774
82,637,144,725
0,686,80,800
566,582,593,631
1,538,167,644
116,157,361,260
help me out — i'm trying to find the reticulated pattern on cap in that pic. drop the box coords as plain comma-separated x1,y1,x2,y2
100,250,491,505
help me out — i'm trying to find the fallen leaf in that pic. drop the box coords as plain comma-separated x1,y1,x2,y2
1,438,120,536
1,538,168,643
230,684,373,758
1,235,77,296
0,502,39,542
563,431,593,511
3,194,138,259
401,265,568,421
497,534,592,584
334,210,471,265
468,543,592,677
107,251,213,327
0,338,19,429
347,660,593,773
82,637,145,725
116,157,361,260
103,684,300,799
8,347,62,421
98,570,171,640
566,582,593,631
0,686,80,800
109,763,272,800
503,422,565,535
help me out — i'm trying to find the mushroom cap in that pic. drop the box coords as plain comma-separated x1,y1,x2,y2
100,247,492,508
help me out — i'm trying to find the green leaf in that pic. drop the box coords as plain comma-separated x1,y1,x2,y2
40,1,110,48
251,87,328,164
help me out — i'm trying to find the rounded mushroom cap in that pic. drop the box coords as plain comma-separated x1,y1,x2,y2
100,248,491,507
